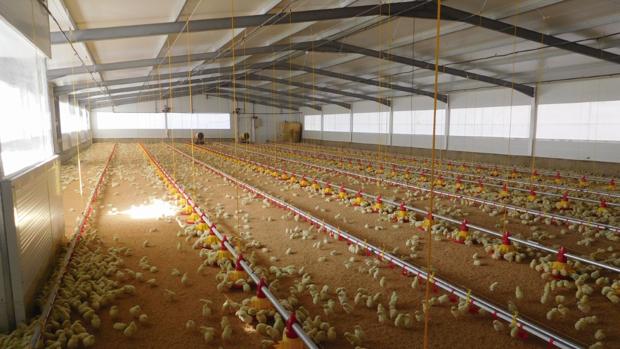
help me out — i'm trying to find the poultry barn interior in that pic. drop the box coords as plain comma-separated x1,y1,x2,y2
0,0,619,348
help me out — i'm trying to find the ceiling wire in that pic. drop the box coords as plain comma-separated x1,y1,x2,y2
38,0,111,103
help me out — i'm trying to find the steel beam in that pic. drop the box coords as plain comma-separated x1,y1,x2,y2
217,88,322,111
49,1,620,65
435,3,620,65
247,73,391,106
47,42,314,80
73,70,388,107
50,40,525,96
56,61,431,104
92,89,300,111
230,82,351,110
280,63,446,102
87,83,310,111
74,73,353,109
317,41,536,97
50,2,432,44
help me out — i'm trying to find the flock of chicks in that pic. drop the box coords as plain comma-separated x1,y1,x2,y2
181,142,619,348
1,141,617,349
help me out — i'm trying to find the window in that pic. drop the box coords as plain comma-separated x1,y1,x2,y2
537,101,620,141
0,19,53,176
353,112,389,133
94,112,166,129
393,109,446,135
59,97,91,150
323,113,350,132
449,105,530,138
303,114,321,131
167,113,230,129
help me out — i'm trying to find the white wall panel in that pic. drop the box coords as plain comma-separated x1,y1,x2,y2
391,134,446,149
352,132,389,145
534,76,620,162
449,136,530,156
537,76,620,104
323,131,351,142
392,96,446,111
302,130,321,140
535,140,620,163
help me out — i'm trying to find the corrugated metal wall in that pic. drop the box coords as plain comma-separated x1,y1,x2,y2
0,157,63,330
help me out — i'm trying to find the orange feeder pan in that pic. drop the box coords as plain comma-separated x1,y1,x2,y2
228,255,247,286
497,231,515,255
453,219,469,244
186,212,200,224
250,279,274,311
551,246,573,279
396,202,409,222
216,236,233,261
274,313,304,349
204,224,220,247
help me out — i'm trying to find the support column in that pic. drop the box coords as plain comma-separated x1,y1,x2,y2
528,84,539,157
388,104,394,146
443,96,451,151
349,109,353,143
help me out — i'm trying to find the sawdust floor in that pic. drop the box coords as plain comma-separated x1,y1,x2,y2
169,142,619,348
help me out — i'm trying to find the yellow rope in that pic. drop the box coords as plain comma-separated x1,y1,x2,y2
423,1,441,347
501,4,520,232
230,0,241,235
186,16,196,194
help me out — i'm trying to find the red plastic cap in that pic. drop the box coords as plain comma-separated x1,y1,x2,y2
460,219,469,231
529,189,536,196
561,192,568,200
235,254,244,271
610,179,616,185
557,247,567,263
376,195,382,203
256,278,267,298
555,171,561,178
502,231,511,245
399,202,406,211
285,312,299,339
600,199,607,208
339,185,345,192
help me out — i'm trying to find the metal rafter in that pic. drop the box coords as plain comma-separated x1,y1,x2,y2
67,60,428,106
51,40,515,98
246,73,390,106
48,1,620,64
280,63,445,102
92,88,300,111
86,82,313,111
315,41,535,96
